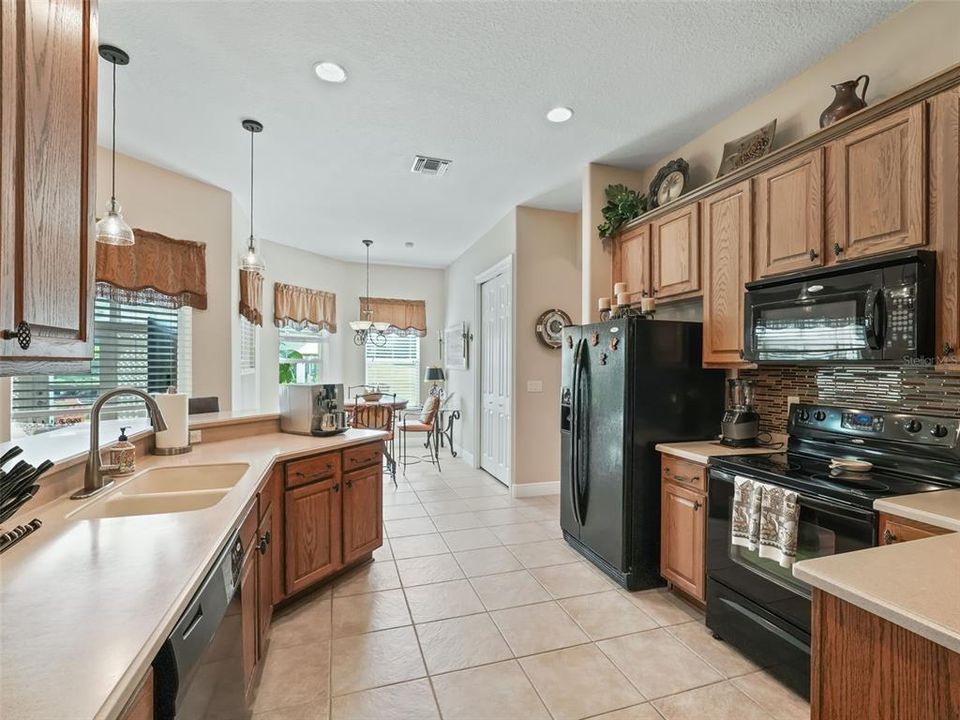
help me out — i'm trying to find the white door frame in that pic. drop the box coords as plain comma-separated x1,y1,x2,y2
473,254,514,486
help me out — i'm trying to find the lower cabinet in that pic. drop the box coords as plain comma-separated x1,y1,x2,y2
659,455,708,603
285,477,343,595
342,465,383,564
878,512,951,545
257,506,274,649
240,542,258,694
118,667,154,720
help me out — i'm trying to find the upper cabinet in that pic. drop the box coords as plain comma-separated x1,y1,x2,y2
652,203,700,300
0,0,98,374
611,223,651,303
754,148,824,278
701,181,752,366
828,105,926,262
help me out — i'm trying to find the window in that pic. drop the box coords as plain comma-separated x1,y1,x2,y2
10,298,192,438
279,328,329,384
365,335,420,406
240,317,258,374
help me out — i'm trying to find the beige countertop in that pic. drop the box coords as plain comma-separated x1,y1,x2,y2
793,532,960,653
0,428,386,720
874,488,960,532
655,438,785,465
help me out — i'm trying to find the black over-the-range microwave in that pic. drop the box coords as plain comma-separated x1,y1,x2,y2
743,250,936,365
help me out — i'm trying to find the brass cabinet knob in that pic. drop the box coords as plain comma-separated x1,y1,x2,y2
883,528,897,545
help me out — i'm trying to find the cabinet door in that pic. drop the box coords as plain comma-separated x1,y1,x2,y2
612,224,650,303
284,477,342,595
878,513,949,546
256,507,273,655
701,181,752,366
831,104,926,262
660,481,705,602
651,204,700,299
240,547,257,695
0,0,97,370
118,667,153,720
269,464,285,604
929,87,960,369
342,465,383,564
755,149,824,278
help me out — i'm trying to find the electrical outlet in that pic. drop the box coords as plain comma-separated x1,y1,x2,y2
787,396,800,410
189,429,202,444
526,380,543,393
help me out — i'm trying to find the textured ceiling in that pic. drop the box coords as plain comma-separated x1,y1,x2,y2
98,0,905,266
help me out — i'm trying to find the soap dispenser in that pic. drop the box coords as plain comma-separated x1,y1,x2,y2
107,427,136,476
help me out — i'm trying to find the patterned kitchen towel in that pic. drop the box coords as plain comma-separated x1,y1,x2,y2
758,483,800,568
731,476,763,550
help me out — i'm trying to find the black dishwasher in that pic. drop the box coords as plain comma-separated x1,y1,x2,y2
153,531,251,719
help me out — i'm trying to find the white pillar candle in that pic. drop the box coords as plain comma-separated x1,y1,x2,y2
616,292,629,306
613,282,627,296
641,296,656,313
598,296,611,311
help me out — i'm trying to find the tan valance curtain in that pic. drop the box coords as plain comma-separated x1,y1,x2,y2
239,269,264,326
96,229,207,309
360,296,427,337
275,282,337,333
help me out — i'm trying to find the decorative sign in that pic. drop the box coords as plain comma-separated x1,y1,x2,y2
444,322,470,370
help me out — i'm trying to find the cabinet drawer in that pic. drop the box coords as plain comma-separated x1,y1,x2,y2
661,455,706,492
286,452,341,489
343,443,383,473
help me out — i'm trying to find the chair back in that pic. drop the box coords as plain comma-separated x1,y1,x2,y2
188,396,220,414
418,395,439,427
352,404,394,433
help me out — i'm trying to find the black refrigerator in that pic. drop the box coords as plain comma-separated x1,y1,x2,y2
560,317,724,590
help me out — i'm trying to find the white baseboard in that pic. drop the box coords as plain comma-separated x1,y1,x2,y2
459,449,476,467
511,480,560,498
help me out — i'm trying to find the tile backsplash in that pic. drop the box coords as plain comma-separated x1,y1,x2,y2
739,366,960,434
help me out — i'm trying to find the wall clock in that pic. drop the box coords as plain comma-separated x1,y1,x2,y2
535,309,572,349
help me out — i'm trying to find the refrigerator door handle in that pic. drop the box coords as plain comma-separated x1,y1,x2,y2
570,338,584,527
576,341,590,524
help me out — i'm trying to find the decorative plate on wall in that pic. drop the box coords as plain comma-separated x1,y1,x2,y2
648,158,689,209
535,309,573,349
716,119,777,178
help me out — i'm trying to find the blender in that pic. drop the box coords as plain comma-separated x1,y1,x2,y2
720,378,761,447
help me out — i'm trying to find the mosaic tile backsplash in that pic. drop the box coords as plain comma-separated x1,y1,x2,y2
739,366,960,434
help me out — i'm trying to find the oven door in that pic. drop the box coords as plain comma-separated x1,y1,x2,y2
744,268,885,363
706,468,876,633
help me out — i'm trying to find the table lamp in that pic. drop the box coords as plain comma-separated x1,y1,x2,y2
424,366,446,397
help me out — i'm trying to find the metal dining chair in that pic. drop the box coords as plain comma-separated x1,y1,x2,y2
350,395,398,485
398,395,441,473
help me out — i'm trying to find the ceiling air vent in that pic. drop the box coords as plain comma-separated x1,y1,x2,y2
411,155,452,176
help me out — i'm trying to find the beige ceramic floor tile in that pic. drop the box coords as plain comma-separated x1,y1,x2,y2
404,578,485,623
431,511,485,531
588,704,665,720
270,593,331,649
382,503,428,521
252,639,330,713
332,560,401,596
462,494,515,509
598,629,723,700
330,678,439,720
431,659,551,720
396,553,465,587
381,491,421,506
253,702,329,720
538,521,564,539
469,569,552,610
520,644,645,720
623,589,701,626
330,626,426,695
415,613,513,674
491,600,590,656
508,540,581,568
422,499,472,516
453,546,523,577
389,533,450,559
490,521,552,545
331,588,411,637
372,539,393,561
559,590,658,640
730,671,810,720
475,507,536,526
415,489,461,503
666,621,760,678
652,681,771,720
440,527,501,551
530,561,615,598
385,516,438,538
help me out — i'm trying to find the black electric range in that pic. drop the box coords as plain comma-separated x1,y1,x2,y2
705,403,960,699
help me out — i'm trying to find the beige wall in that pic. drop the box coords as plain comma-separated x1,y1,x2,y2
639,1,960,189
515,207,581,487
96,149,235,409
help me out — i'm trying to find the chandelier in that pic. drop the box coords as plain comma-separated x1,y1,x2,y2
350,240,389,347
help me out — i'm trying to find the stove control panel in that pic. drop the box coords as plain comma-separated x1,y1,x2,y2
790,403,960,448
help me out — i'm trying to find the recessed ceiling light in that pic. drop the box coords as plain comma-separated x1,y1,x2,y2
404,242,415,248
314,61,347,83
546,106,574,123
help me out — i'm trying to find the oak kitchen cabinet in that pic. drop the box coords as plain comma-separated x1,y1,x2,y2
611,223,651,304
660,455,708,603
930,86,960,369
700,181,752,366
651,203,701,300
285,475,342,595
0,0,98,374
117,667,154,720
878,512,951,546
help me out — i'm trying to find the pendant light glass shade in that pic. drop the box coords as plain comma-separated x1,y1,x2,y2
97,45,134,246
239,119,266,272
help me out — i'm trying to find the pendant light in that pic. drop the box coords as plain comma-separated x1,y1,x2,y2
96,45,135,246
239,119,266,272
350,240,389,347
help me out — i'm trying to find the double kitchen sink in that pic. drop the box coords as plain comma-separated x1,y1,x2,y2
68,463,250,520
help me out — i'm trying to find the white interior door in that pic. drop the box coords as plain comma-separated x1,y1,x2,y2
480,271,512,485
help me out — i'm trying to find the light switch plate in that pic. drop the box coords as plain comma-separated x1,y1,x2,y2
527,380,543,393
189,429,202,444
787,396,800,411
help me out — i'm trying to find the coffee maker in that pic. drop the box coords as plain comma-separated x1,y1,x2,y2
279,384,348,436
720,378,760,447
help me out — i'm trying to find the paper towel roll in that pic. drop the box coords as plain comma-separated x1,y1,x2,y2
154,392,189,449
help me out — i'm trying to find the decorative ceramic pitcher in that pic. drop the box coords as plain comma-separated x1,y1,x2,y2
819,74,870,128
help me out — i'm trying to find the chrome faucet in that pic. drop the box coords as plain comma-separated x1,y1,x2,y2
72,388,168,499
